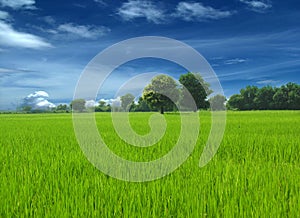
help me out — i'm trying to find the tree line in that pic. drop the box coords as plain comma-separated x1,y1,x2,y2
71,72,225,114
18,73,299,113
227,82,300,110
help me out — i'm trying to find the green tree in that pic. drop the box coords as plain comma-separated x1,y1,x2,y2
227,94,244,110
143,75,179,114
56,104,68,111
134,97,151,112
95,101,111,112
120,93,135,111
240,86,258,110
273,86,288,109
254,86,275,110
286,82,300,109
273,83,300,110
179,72,212,111
70,99,86,112
209,94,226,111
99,100,106,107
22,105,32,113
227,82,300,110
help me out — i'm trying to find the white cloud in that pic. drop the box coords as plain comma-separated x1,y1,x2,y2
36,99,55,108
42,16,56,25
27,90,49,98
240,0,272,13
32,25,58,34
256,79,278,84
73,3,86,8
85,98,121,107
117,0,165,24
174,2,234,21
85,100,99,108
23,91,56,110
0,10,9,20
111,97,121,107
224,58,247,65
0,20,52,49
57,23,110,39
94,0,107,6
0,67,14,73
0,0,36,10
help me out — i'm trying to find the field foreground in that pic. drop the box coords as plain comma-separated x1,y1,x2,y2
0,111,299,217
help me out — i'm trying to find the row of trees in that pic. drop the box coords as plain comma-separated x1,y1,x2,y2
227,82,300,110
71,73,224,113
70,97,152,113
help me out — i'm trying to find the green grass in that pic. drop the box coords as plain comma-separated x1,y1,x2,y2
0,111,299,217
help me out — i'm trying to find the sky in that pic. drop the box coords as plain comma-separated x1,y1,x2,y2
0,0,299,110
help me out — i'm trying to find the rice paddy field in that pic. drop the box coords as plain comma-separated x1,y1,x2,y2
0,111,299,217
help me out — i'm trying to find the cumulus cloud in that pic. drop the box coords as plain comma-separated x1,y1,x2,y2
85,100,99,108
117,0,165,24
174,2,234,21
111,97,122,107
0,0,36,10
22,91,56,110
57,23,110,39
240,0,272,13
83,98,122,109
0,20,52,49
97,98,122,107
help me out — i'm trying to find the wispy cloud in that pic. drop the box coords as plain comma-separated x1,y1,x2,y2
0,67,14,73
219,60,300,82
38,18,111,39
0,67,37,74
0,20,52,49
224,58,248,65
240,0,272,13
57,23,110,39
117,0,165,24
174,2,234,21
0,0,36,10
256,79,278,84
0,10,9,20
94,0,107,7
73,3,86,8
42,16,56,25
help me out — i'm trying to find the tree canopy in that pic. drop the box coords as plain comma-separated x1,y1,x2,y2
70,99,86,112
227,83,300,110
120,93,135,111
143,75,179,114
209,94,226,111
179,72,212,110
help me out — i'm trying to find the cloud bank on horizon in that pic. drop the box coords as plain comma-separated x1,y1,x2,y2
19,90,122,111
21,91,55,110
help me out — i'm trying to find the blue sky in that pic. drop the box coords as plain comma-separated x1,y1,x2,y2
0,0,299,110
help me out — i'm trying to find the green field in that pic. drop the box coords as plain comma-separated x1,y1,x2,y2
1,111,299,217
